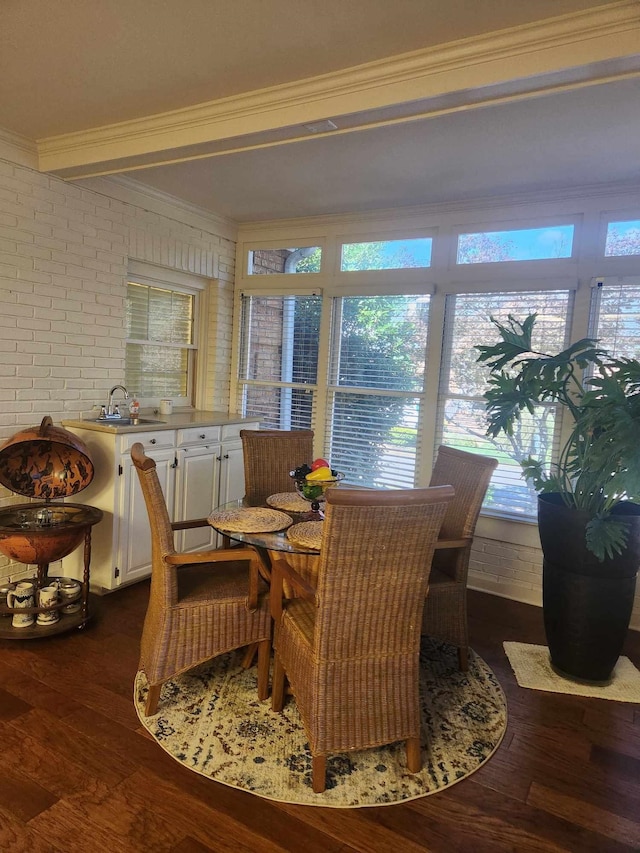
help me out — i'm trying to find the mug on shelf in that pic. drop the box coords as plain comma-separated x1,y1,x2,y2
0,583,15,616
36,584,60,625
59,581,82,614
159,399,173,416
7,581,36,628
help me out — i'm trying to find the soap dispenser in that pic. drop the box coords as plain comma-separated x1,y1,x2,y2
129,395,140,418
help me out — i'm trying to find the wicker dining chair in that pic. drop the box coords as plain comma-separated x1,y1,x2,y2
240,428,314,504
131,442,271,717
241,427,318,589
271,484,454,793
422,445,498,671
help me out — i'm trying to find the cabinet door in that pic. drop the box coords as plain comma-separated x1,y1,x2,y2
117,447,176,585
174,445,219,553
219,443,246,504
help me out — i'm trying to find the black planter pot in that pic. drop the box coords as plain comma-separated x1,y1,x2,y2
538,493,640,683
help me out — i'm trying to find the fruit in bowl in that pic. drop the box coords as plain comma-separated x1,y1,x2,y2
290,460,345,509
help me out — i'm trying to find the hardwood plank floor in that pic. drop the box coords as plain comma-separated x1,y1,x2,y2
0,584,638,852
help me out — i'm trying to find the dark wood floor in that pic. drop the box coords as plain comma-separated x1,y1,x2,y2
1,584,639,852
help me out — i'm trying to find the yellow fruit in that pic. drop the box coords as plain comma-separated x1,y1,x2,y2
306,466,333,481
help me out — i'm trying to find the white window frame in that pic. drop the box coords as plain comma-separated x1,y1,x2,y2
126,262,205,410
232,194,640,551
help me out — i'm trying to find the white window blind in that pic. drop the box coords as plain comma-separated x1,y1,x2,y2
325,295,430,488
590,278,640,358
125,282,195,402
237,294,321,429
436,290,573,517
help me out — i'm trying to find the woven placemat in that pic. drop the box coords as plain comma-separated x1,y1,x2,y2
287,520,323,550
208,507,293,533
266,492,310,513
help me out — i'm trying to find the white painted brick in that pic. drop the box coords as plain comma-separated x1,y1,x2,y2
50,367,82,378
2,301,32,318
34,258,67,275
0,261,18,278
31,378,65,390
19,292,51,308
85,213,115,231
95,271,124,287
17,318,50,332
50,249,89,267
36,212,68,228
0,225,34,243
0,174,34,195
82,258,112,274
16,268,52,284
16,216,52,237
17,365,49,378
70,334,98,347
33,185,68,205
84,235,116,252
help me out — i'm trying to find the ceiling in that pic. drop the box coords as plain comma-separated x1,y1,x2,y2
1,0,639,223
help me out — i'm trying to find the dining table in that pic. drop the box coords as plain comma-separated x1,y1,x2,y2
207,497,322,582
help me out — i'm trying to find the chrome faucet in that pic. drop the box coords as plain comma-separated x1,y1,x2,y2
106,385,129,417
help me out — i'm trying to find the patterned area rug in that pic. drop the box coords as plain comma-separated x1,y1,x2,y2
504,642,640,702
134,638,507,808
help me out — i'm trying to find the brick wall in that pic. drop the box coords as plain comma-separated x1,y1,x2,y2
0,153,236,582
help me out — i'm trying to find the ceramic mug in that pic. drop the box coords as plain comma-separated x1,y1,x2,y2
0,583,15,616
7,581,36,628
159,398,173,416
36,584,60,625
59,581,82,614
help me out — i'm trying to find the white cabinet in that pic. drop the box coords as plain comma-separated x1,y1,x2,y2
174,423,249,550
62,417,258,593
118,446,176,584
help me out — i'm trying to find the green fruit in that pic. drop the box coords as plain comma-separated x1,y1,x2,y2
302,483,323,500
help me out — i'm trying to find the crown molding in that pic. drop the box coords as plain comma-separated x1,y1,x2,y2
236,180,640,235
74,175,238,242
38,1,640,177
0,127,38,169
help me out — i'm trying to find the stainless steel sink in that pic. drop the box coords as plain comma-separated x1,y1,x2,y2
94,417,165,426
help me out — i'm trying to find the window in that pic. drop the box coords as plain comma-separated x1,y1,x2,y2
125,282,196,404
604,220,640,257
456,225,574,264
247,246,321,274
590,277,640,357
236,204,640,528
326,295,430,488
238,294,321,428
340,238,432,271
436,290,573,516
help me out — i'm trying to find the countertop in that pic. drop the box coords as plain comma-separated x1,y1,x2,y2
61,410,260,434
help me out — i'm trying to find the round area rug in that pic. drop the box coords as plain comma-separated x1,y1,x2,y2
134,638,506,808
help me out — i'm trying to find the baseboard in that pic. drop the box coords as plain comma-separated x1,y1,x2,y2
469,574,640,633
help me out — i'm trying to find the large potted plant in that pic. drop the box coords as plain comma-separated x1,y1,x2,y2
476,314,640,683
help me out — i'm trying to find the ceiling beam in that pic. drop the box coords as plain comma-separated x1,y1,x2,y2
37,1,640,179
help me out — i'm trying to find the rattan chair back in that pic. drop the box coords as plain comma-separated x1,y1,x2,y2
131,442,272,716
241,428,314,502
422,445,498,670
271,484,454,792
429,445,498,540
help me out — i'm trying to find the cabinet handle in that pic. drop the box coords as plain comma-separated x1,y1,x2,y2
149,438,156,445
199,433,206,439
224,454,229,459
216,455,222,462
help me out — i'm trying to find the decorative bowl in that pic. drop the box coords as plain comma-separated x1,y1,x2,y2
290,471,345,511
